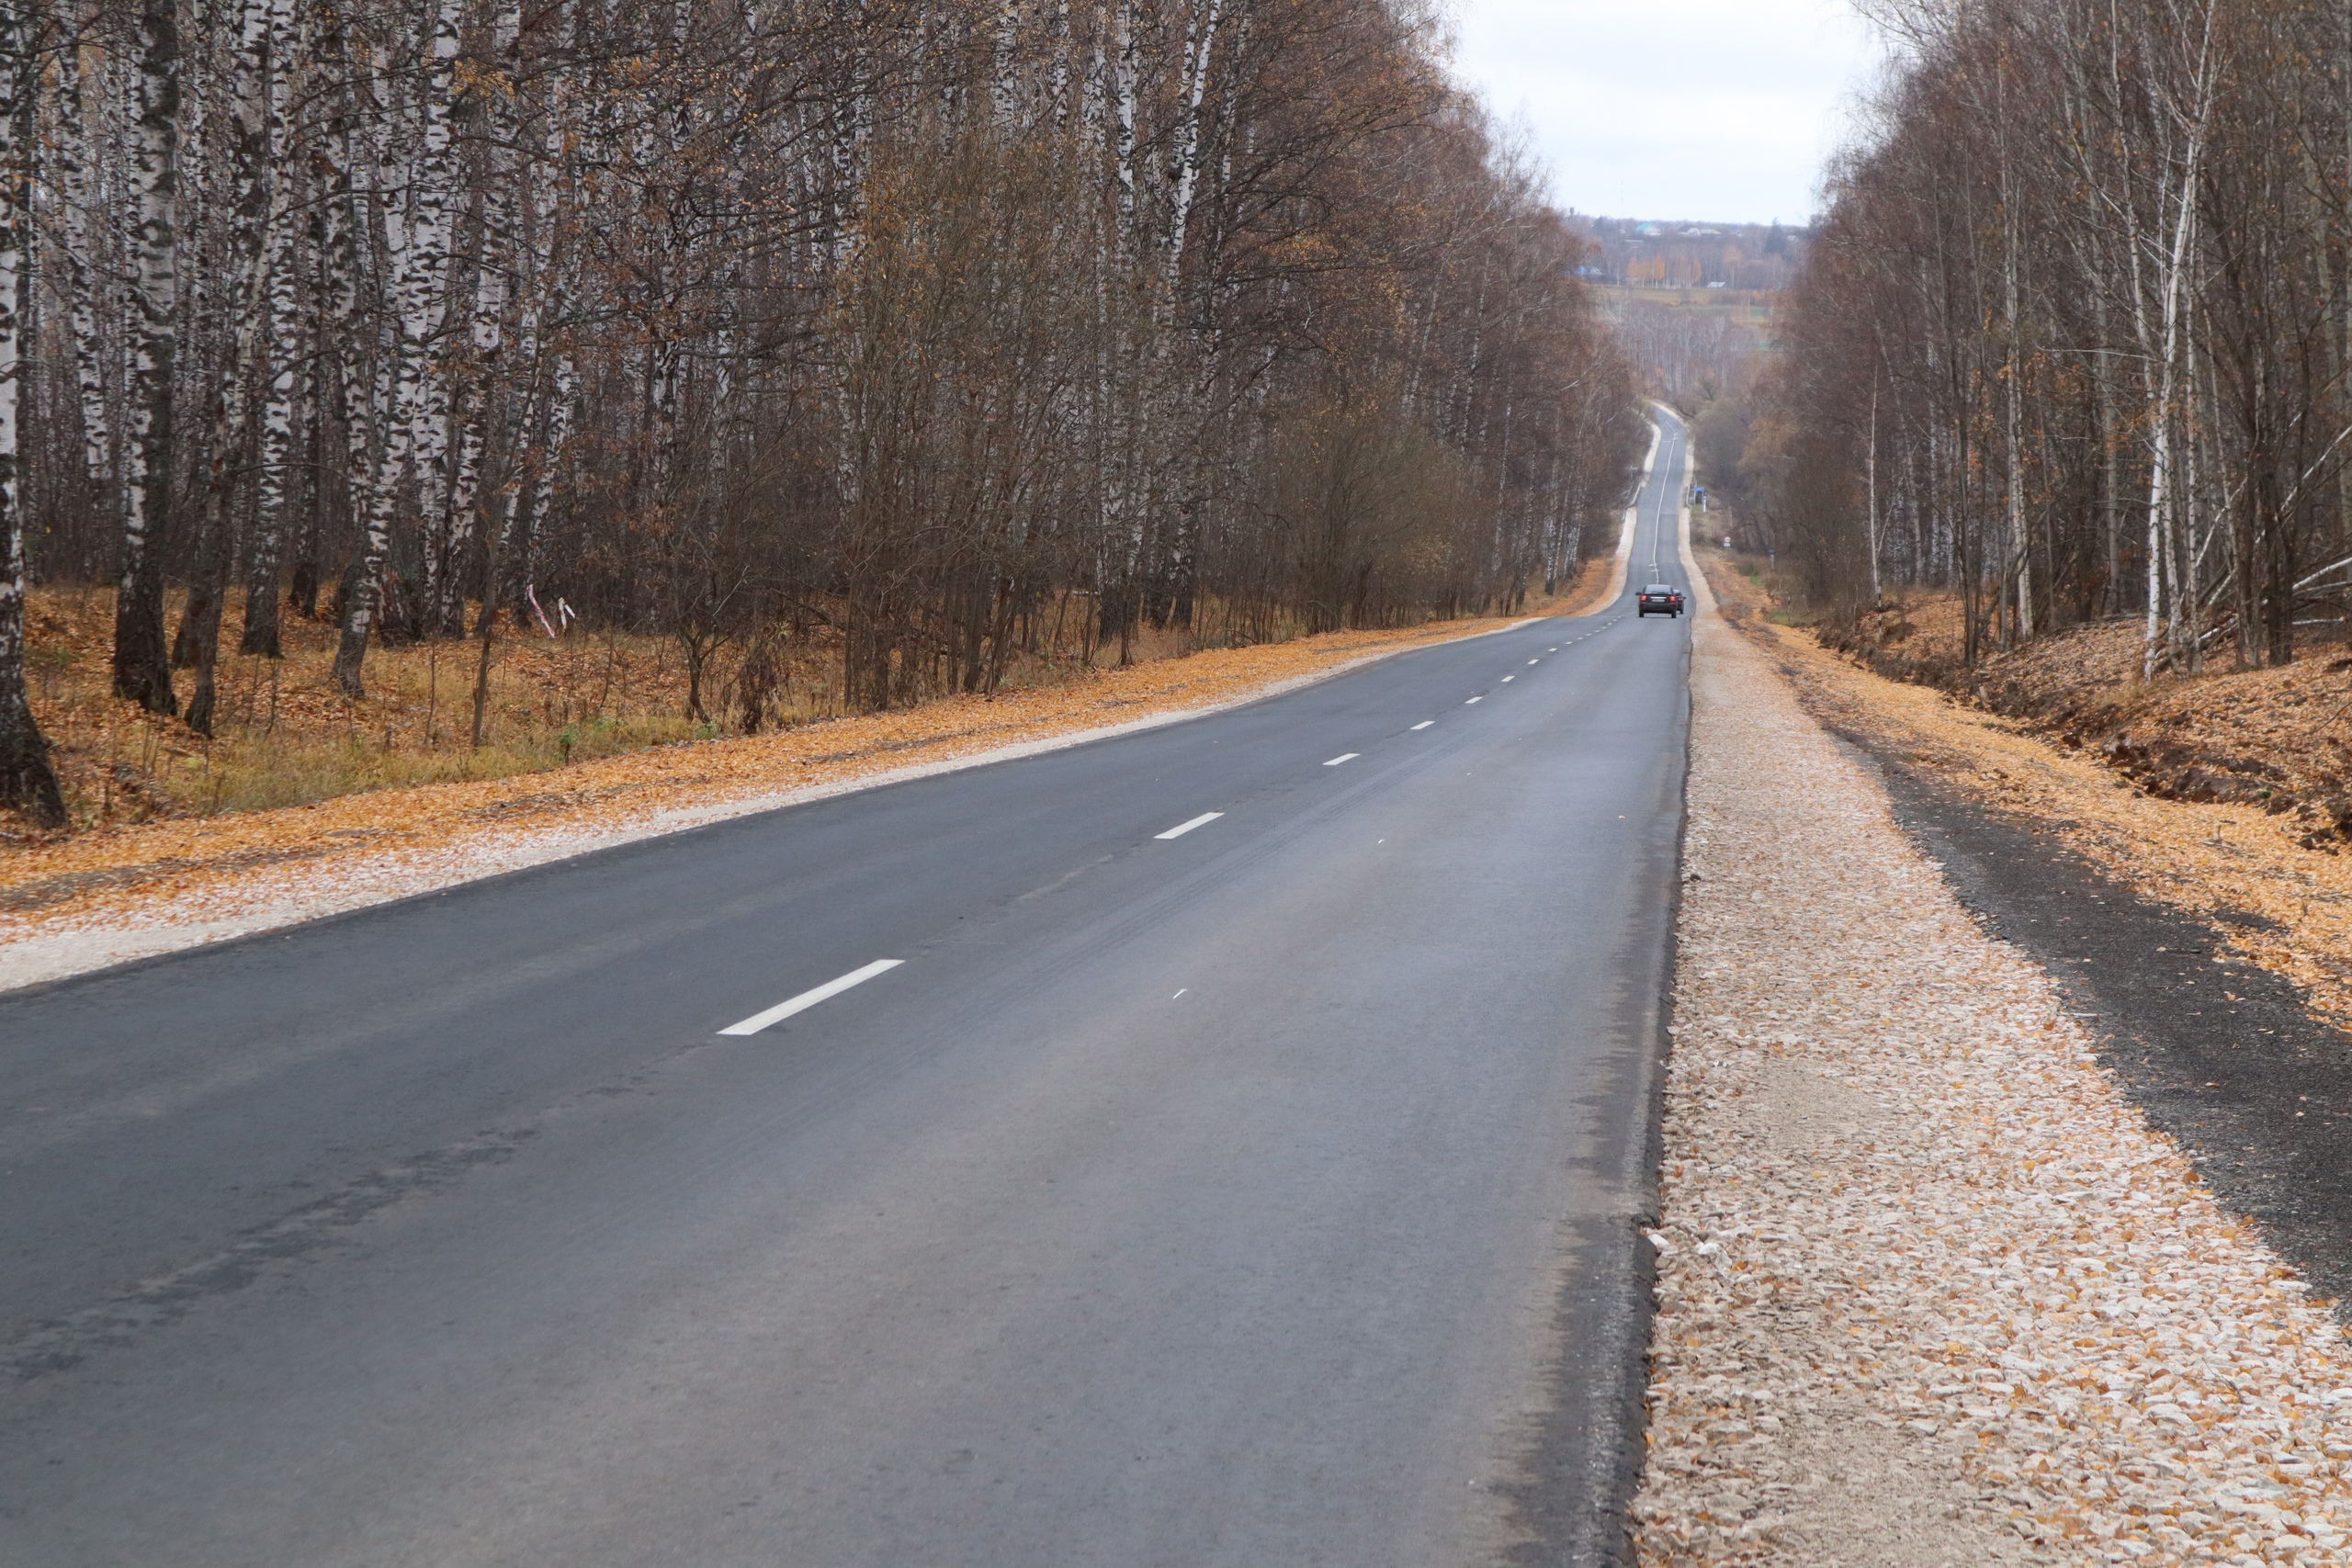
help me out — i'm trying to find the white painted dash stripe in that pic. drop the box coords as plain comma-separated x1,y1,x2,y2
720,959,904,1036
1323,752,1359,767
1527,659,1540,665
1464,696,1482,705
1410,721,1434,731
1156,811,1224,840
1500,676,1515,682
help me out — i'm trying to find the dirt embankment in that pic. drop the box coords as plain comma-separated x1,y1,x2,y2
1691,552,2352,1039
1803,589,2352,850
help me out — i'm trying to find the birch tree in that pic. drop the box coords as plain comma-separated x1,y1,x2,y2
178,0,294,732
111,0,180,714
240,0,303,657
332,0,461,696
0,4,63,824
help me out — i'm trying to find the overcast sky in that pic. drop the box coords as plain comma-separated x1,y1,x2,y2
1446,0,1894,227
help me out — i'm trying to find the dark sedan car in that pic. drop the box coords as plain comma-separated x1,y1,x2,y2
1636,583,1684,617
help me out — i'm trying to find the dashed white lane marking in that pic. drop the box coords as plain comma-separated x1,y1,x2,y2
1156,811,1225,840
1464,696,1483,705
1410,721,1434,731
1323,753,1360,767
1527,659,1540,665
719,958,904,1035
1501,676,1515,682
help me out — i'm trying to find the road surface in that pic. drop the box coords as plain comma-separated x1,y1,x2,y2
0,414,1695,1566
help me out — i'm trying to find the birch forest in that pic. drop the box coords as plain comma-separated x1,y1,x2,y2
0,0,1641,826
1727,0,2352,677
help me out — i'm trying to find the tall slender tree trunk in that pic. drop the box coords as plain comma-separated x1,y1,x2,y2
311,0,375,632
1866,382,1883,609
1162,0,1222,299
181,0,290,733
57,17,116,528
334,0,462,697
0,12,65,826
113,0,181,715
242,0,303,657
2001,109,2032,640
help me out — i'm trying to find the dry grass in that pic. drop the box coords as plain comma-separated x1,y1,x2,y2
22,587,775,827
1818,588,2352,834
0,570,1620,965
1694,546,1815,629
14,564,1613,838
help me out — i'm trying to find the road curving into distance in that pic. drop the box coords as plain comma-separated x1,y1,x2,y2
0,412,1698,1567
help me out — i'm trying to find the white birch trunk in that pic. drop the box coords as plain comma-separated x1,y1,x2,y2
319,2,379,586
991,0,1023,126
242,0,303,656
1050,0,1071,127
2142,99,2208,678
1867,382,1883,610
2003,152,2031,640
0,12,64,822
434,4,520,640
335,0,464,694
1113,0,1138,265
407,0,466,558
1162,0,1223,300
181,0,287,730
56,25,114,502
516,41,582,591
2129,0,2216,679
113,0,181,714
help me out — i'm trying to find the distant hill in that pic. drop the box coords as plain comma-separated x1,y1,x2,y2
1566,217,1809,292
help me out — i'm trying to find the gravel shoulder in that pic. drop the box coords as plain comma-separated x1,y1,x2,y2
1866,752,2352,1325
1709,563,2352,1306
1705,566,2352,1038
1638,566,2352,1564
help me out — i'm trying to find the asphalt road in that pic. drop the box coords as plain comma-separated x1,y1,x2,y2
0,414,1695,1567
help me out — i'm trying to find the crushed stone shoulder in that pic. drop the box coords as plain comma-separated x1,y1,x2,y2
1638,591,2352,1565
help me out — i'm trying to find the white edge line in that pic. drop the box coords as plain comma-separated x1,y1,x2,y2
1155,811,1225,840
1410,721,1434,730
1323,753,1359,767
719,958,904,1036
